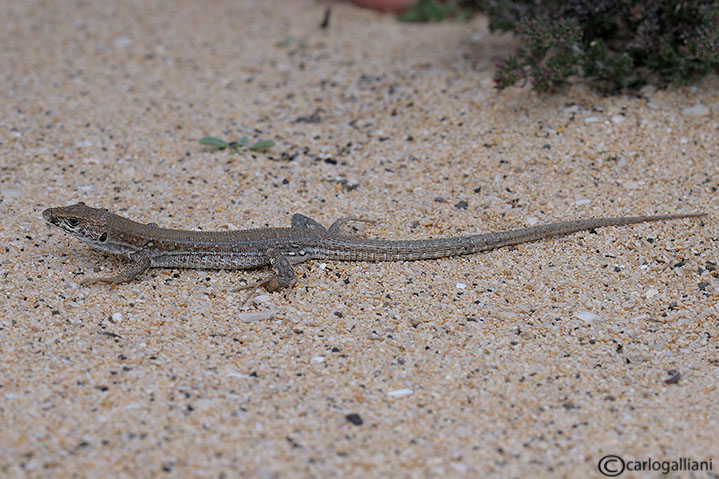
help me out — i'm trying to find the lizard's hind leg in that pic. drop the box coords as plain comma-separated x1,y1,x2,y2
235,247,297,305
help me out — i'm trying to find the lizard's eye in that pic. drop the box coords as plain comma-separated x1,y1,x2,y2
65,217,80,228
98,232,108,242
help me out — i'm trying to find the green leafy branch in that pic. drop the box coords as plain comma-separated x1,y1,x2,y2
199,136,275,154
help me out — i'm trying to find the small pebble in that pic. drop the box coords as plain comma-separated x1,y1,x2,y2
237,311,275,323
665,369,681,384
0,187,24,199
575,311,600,323
111,312,123,322
387,388,413,398
681,104,709,117
456,282,466,289
310,356,325,364
623,181,643,190
345,413,363,425
114,36,132,48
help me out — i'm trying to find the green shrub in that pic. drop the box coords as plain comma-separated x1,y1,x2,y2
476,0,719,92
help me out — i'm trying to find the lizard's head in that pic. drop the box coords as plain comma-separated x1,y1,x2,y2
43,202,113,247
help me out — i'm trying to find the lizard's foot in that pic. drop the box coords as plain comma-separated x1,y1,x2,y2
234,275,272,306
235,273,298,306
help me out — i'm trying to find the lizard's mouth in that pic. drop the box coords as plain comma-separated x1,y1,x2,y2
42,208,60,227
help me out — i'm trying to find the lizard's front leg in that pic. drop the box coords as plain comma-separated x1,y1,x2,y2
81,256,151,285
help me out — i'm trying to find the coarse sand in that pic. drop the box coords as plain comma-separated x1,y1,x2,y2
1,1,717,478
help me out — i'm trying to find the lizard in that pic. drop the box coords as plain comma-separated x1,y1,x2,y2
42,202,705,297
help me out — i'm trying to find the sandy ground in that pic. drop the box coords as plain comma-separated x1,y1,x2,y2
1,1,718,478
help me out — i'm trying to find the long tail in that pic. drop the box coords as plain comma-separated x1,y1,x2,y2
466,213,707,252
317,213,706,262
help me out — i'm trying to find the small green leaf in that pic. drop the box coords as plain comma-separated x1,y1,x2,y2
199,137,229,149
249,139,275,152
237,136,249,147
